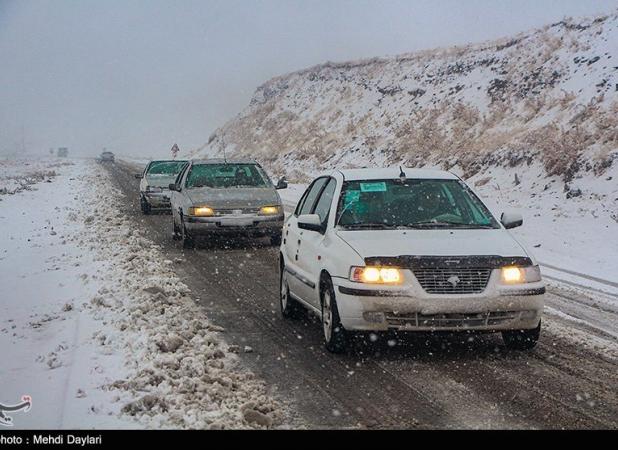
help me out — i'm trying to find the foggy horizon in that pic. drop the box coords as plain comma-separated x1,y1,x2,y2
1,0,617,159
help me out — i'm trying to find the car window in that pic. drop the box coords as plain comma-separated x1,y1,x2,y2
294,188,310,216
336,179,499,229
185,164,270,188
298,177,329,216
312,178,336,225
146,161,187,176
177,163,190,186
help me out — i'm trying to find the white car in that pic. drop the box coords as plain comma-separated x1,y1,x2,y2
169,159,287,248
135,160,188,214
279,168,545,353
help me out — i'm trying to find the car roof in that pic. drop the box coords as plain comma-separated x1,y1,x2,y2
190,158,259,165
324,167,459,181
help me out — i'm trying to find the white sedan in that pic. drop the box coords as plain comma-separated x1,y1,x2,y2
279,168,545,353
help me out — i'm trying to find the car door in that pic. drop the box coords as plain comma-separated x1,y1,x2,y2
295,178,337,306
139,162,151,193
285,177,329,300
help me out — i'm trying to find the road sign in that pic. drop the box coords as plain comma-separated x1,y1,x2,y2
171,144,180,159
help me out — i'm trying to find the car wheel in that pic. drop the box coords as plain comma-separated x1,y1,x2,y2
180,216,195,249
270,232,282,246
280,263,301,319
321,276,348,353
172,215,181,240
140,197,151,215
502,320,541,350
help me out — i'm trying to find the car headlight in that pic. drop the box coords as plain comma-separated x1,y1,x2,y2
259,205,281,215
350,266,403,284
189,206,215,217
501,265,542,284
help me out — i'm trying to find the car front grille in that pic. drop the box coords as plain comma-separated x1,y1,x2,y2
215,207,260,216
412,268,492,294
385,311,524,329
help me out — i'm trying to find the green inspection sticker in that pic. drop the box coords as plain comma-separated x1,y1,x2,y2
360,182,387,192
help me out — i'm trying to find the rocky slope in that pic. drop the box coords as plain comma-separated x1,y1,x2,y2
195,10,618,188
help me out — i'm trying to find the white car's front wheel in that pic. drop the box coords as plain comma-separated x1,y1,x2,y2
279,263,301,318
172,215,181,240
180,216,195,249
321,277,348,353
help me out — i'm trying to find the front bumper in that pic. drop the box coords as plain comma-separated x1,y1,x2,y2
332,271,544,332
185,213,284,236
143,192,171,208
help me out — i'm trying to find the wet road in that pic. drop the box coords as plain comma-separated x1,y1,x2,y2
106,160,618,429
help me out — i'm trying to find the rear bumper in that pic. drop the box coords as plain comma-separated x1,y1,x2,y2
185,214,284,236
333,278,545,332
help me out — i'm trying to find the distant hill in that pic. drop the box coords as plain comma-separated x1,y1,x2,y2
195,10,617,186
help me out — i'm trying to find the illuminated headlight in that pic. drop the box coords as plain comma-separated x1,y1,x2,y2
189,206,215,217
146,186,163,193
501,265,542,284
259,205,281,215
350,266,403,284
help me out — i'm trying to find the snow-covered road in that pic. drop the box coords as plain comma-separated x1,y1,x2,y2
102,159,618,429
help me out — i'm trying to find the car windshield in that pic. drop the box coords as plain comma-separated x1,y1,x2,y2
186,163,271,188
336,179,500,229
146,161,187,176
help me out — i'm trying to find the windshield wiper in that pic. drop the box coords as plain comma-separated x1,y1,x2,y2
341,222,397,230
406,220,494,229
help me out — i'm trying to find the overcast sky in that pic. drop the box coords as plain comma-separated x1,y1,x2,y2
1,0,617,158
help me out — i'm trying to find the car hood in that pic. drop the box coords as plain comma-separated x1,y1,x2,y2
145,174,177,188
336,229,529,259
186,187,281,208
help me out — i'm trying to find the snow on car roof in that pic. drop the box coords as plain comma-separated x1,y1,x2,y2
335,167,459,181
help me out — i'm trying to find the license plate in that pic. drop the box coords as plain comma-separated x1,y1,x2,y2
220,218,255,227
233,209,242,215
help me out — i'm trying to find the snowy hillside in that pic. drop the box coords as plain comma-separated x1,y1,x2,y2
196,11,617,186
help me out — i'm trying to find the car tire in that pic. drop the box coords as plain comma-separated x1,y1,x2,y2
180,216,195,249
280,263,302,319
321,276,348,353
270,232,282,246
172,215,181,241
140,197,151,215
502,320,541,350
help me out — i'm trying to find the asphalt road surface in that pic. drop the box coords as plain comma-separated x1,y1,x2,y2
106,160,618,429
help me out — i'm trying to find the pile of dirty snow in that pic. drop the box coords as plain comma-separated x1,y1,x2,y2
77,164,286,429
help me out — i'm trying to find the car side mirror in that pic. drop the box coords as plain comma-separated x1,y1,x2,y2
275,177,288,190
168,183,180,192
501,211,523,229
134,173,143,179
297,214,323,232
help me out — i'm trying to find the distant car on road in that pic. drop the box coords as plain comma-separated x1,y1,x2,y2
279,167,545,353
99,151,115,162
169,159,287,248
135,160,187,214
